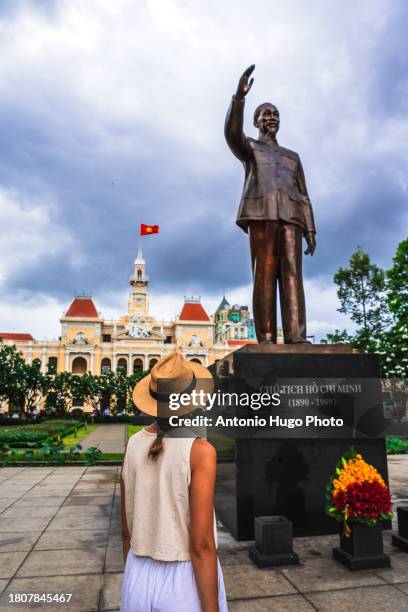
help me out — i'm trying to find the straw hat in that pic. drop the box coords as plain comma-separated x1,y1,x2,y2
132,350,214,417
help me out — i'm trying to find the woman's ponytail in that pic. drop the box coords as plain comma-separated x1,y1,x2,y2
148,418,172,461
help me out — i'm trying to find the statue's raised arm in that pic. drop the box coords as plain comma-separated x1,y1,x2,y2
224,65,255,161
235,64,255,101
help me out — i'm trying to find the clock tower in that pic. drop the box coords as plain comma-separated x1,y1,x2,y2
128,243,149,318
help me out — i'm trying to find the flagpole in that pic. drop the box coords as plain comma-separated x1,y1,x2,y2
138,227,142,258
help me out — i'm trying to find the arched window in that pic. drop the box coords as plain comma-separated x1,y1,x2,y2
72,356,87,374
101,358,111,375
149,358,158,370
137,269,142,280
133,358,143,374
190,358,202,365
117,357,127,373
47,356,58,373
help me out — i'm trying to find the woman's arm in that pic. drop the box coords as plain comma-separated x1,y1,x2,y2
120,445,131,562
189,438,219,612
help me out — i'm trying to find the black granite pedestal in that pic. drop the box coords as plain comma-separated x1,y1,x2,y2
249,515,299,567
213,344,389,540
333,523,391,570
392,506,408,552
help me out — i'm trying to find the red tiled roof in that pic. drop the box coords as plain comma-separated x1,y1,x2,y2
0,333,34,341
178,302,210,322
65,297,99,318
227,340,257,346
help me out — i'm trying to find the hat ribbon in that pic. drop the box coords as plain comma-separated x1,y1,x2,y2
149,374,197,403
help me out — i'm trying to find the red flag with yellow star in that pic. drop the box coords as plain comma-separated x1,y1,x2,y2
140,224,159,236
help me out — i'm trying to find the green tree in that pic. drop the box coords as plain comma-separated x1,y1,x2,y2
373,332,408,379
75,372,106,410
0,347,50,414
0,345,27,410
69,372,91,411
321,329,352,345
386,237,408,322
45,371,74,414
375,237,408,378
124,371,145,412
20,358,49,414
99,371,118,412
333,246,389,351
111,370,145,413
114,371,129,413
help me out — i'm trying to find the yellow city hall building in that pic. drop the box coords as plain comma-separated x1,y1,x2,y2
0,246,254,379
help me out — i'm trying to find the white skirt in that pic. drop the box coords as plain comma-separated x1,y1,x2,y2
120,551,228,611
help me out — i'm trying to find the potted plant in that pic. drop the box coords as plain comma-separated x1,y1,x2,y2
326,448,393,570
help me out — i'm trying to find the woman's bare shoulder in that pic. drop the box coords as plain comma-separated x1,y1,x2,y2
190,438,216,469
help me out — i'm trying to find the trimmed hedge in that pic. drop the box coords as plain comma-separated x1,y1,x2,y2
386,435,408,454
0,417,37,426
0,420,83,448
89,415,154,424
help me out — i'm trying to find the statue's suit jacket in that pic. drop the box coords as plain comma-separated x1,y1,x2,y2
225,96,316,235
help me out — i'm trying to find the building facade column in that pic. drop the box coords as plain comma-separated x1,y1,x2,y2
90,352,94,374
128,353,133,376
41,348,47,373
112,353,117,372
65,351,70,371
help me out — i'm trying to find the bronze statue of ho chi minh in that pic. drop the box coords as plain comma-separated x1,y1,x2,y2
225,65,317,344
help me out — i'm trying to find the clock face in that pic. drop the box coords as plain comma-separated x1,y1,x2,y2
74,332,87,344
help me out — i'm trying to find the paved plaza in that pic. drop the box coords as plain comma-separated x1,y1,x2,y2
0,455,406,610
79,425,127,454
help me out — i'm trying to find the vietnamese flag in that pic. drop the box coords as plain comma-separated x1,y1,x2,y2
140,224,159,236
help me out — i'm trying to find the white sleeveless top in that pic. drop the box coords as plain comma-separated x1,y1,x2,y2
122,427,218,561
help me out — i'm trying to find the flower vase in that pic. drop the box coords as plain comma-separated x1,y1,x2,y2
333,522,391,571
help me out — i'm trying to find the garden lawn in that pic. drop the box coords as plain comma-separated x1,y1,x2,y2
0,420,83,447
100,453,124,461
62,424,97,447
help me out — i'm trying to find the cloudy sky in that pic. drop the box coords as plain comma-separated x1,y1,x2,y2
0,0,407,340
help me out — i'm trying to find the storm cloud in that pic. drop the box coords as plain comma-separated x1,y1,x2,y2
0,0,407,339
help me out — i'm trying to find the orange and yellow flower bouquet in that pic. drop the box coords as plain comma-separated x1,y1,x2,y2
326,448,393,536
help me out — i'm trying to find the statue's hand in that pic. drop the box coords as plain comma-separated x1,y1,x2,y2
236,65,255,100
304,232,316,256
